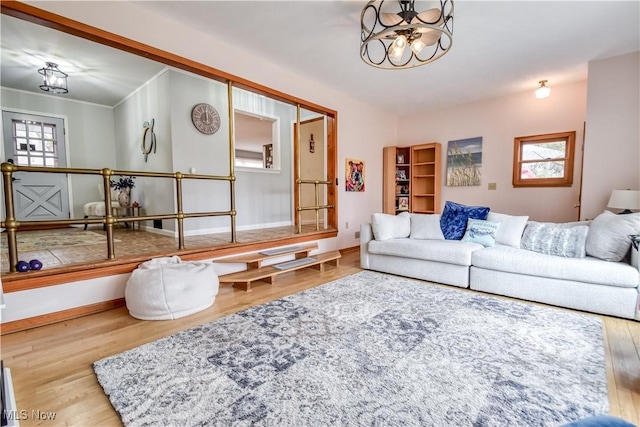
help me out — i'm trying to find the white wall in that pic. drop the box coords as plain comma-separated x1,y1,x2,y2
1,87,117,218
113,70,174,230
398,80,588,222
582,51,640,220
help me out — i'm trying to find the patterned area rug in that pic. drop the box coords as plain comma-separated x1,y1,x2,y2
94,271,608,426
1,229,118,252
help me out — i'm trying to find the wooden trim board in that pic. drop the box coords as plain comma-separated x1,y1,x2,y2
1,298,126,335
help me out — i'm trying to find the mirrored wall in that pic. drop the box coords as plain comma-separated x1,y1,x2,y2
0,5,337,273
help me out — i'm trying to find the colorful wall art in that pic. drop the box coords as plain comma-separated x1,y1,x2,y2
345,158,365,192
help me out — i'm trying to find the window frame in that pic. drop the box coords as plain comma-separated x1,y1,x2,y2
512,131,576,188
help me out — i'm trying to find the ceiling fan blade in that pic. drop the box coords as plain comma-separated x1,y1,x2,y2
413,29,442,46
380,12,404,26
411,8,443,26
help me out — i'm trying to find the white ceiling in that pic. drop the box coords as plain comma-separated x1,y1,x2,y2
2,1,639,115
0,13,166,107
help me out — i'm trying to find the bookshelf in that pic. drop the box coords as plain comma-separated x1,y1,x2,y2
383,146,412,214
410,143,441,214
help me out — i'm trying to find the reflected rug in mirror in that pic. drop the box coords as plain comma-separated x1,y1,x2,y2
94,271,608,426
0,229,120,252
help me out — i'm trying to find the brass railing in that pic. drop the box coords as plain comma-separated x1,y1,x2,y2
296,179,334,233
1,163,235,272
2,92,334,272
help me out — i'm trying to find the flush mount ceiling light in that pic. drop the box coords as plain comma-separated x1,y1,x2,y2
38,62,68,94
535,80,550,99
360,0,454,70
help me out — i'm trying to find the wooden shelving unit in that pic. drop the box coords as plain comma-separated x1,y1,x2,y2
382,146,412,214
410,143,442,214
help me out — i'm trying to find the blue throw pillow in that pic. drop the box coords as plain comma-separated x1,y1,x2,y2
461,218,500,247
440,201,490,240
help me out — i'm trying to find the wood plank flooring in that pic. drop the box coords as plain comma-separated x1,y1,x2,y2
1,250,638,426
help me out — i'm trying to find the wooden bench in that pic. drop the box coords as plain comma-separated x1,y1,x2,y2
217,244,341,291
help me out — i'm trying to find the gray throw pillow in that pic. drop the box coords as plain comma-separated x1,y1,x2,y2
585,211,640,262
521,222,589,258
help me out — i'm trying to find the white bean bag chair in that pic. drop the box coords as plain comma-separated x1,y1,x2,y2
125,256,219,320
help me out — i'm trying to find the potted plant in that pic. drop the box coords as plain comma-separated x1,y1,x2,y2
110,175,136,207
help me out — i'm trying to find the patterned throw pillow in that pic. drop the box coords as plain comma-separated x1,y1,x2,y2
461,219,501,247
440,201,490,240
521,222,589,258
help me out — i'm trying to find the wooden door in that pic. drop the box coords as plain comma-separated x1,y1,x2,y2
2,111,70,221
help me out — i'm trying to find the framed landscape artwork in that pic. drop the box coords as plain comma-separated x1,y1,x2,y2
446,137,483,186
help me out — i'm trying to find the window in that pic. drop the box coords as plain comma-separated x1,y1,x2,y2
11,119,60,167
512,131,576,187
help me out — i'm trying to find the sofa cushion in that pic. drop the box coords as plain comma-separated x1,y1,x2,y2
521,222,588,258
368,238,484,266
586,211,640,262
440,201,490,240
461,219,500,247
471,246,639,288
487,212,529,248
410,213,444,240
371,212,410,241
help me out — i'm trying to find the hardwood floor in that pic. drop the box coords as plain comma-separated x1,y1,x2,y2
1,250,639,426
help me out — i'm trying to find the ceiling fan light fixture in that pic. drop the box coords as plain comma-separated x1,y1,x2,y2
361,0,454,70
38,62,68,94
535,80,550,99
409,37,426,55
389,34,408,61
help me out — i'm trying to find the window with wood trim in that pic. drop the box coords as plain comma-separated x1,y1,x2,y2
512,131,576,187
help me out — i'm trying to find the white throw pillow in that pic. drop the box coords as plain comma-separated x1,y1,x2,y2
487,212,529,248
371,212,410,241
586,211,640,262
410,214,444,240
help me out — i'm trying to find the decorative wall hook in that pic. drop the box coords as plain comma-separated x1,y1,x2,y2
142,118,156,162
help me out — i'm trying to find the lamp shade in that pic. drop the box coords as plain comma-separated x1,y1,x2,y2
607,190,640,212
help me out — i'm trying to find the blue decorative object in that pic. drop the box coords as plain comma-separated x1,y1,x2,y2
16,260,30,272
461,218,500,247
29,259,43,270
440,201,490,240
562,415,636,427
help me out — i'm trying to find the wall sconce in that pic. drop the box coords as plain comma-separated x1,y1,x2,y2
309,134,315,153
38,62,68,94
535,80,550,99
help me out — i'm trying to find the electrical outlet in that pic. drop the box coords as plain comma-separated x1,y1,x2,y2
488,182,497,190
355,231,360,239
345,222,349,229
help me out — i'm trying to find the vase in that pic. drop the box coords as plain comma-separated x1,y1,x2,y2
118,188,131,207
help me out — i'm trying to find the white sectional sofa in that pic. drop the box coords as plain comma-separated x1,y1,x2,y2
360,210,640,320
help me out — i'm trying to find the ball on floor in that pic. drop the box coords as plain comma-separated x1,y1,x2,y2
16,260,30,272
29,259,43,270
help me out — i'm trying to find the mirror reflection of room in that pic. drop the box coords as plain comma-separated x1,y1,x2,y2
0,12,334,273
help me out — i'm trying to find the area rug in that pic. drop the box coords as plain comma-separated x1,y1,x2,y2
1,229,119,252
94,271,608,426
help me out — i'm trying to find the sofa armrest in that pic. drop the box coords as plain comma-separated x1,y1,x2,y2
360,223,373,269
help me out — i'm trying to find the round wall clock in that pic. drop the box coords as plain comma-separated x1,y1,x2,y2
191,103,220,135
